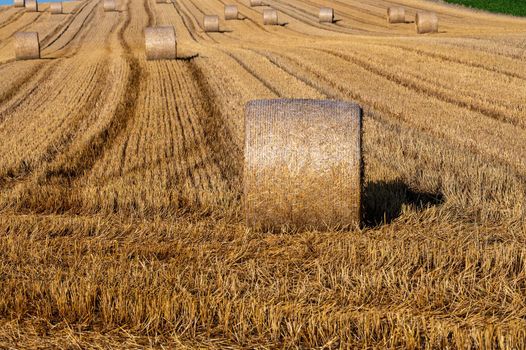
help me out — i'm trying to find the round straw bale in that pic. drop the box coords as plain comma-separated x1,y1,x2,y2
224,4,238,20
204,15,220,32
14,32,40,60
387,7,405,23
50,2,63,14
319,7,334,23
263,9,278,25
250,0,262,7
244,99,363,232
415,11,438,34
103,0,116,12
25,0,37,12
144,26,176,60
14,0,25,8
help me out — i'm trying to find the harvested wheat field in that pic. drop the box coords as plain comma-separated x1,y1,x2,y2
0,0,525,347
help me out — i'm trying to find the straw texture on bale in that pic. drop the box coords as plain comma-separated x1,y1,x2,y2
263,9,278,25
203,15,220,32
387,7,405,23
250,0,262,7
14,0,24,8
224,5,238,20
103,0,116,12
25,0,37,12
144,26,176,60
319,7,334,23
14,32,40,60
50,2,63,14
416,12,438,34
244,99,363,232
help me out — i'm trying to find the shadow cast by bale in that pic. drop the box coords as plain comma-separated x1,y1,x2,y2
405,20,415,24
177,53,199,61
363,180,444,226
332,19,342,24
278,22,288,27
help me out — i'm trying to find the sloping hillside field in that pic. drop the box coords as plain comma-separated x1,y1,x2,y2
0,0,525,347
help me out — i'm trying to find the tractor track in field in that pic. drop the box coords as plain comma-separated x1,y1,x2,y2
315,48,525,129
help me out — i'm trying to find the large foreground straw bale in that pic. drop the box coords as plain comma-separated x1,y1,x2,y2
387,7,405,23
25,0,37,12
250,0,262,7
144,26,176,60
50,2,63,14
416,12,438,33
244,99,363,232
224,5,238,20
319,7,334,23
14,32,40,60
263,9,278,25
14,0,24,8
103,0,116,12
204,15,219,32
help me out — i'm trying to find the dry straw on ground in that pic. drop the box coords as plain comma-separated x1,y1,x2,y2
13,0,24,7
50,2,63,14
14,32,40,60
244,99,363,232
319,7,334,23
144,26,176,60
250,0,262,7
25,0,37,12
263,9,278,25
224,5,238,20
387,7,405,23
204,15,220,32
416,12,438,33
103,0,116,12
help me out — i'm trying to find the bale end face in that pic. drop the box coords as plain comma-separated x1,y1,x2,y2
14,32,40,60
103,0,116,12
50,2,63,14
204,15,220,32
250,0,262,7
263,9,278,25
25,0,37,12
244,99,363,232
14,0,25,8
319,7,334,23
144,26,177,60
416,12,438,34
387,7,405,23
224,5,238,20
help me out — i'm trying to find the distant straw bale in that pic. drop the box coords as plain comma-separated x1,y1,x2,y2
319,7,334,23
416,12,438,33
50,2,63,14
244,99,363,232
14,32,40,60
387,7,405,23
25,0,37,12
250,0,262,7
263,9,278,25
14,0,24,8
224,5,238,20
103,0,116,12
144,26,177,60
204,15,220,32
